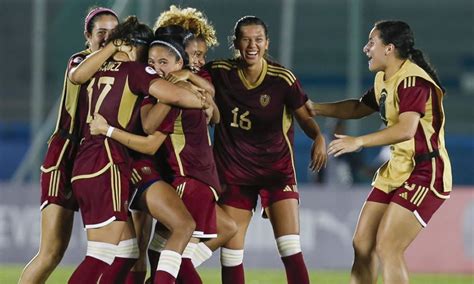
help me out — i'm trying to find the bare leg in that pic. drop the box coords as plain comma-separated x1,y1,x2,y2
130,211,152,272
203,205,238,251
376,203,422,284
19,204,74,284
139,180,195,253
350,201,388,284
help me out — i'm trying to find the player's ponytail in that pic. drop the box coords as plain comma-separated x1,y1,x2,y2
410,48,444,92
375,20,445,92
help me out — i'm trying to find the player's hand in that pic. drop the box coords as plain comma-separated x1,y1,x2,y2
310,134,327,172
166,70,190,84
204,103,214,124
328,134,363,157
112,39,132,53
89,113,109,136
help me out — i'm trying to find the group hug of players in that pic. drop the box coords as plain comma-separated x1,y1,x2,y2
19,4,452,284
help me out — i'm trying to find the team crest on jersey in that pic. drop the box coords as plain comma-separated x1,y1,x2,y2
259,94,271,107
140,166,152,175
145,66,157,75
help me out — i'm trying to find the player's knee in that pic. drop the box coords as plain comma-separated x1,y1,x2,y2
38,244,67,266
221,217,238,240
170,217,196,238
352,234,375,257
375,238,402,260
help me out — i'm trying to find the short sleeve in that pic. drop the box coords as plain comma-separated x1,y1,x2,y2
359,87,379,111
67,53,87,72
284,79,308,111
157,108,180,134
128,63,160,96
397,77,431,116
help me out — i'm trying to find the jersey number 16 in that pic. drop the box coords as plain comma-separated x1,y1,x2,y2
230,107,252,130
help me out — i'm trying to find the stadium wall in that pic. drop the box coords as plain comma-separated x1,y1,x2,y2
1,183,472,273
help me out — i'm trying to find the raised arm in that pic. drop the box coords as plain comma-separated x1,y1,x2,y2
166,69,215,97
294,105,327,171
90,113,166,155
148,78,209,109
68,42,119,84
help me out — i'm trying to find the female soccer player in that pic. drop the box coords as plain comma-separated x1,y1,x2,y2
18,7,119,284
311,20,451,284
201,16,327,284
67,16,208,284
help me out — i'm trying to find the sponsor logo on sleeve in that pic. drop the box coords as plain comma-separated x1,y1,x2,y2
145,66,157,75
72,56,84,64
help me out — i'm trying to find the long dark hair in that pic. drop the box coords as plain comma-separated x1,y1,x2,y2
375,20,444,92
106,16,154,48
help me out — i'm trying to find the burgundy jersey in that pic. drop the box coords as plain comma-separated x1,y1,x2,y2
72,61,159,178
157,107,221,192
41,49,91,172
201,59,308,186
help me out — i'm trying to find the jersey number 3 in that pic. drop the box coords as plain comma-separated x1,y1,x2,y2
86,76,115,123
230,107,252,130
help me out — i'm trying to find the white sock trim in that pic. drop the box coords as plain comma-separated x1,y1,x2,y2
149,232,167,252
156,250,182,278
192,242,213,268
220,248,244,267
276,234,302,257
182,242,197,259
86,241,116,265
116,238,139,259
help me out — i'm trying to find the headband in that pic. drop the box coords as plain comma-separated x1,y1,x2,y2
84,7,118,32
150,40,183,61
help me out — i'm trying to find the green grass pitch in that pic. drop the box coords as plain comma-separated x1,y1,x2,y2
3,265,473,283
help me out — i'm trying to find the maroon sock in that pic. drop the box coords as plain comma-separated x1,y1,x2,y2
281,252,310,284
68,256,109,284
148,249,161,283
100,257,138,284
176,258,202,284
125,270,147,284
153,270,175,284
221,263,244,284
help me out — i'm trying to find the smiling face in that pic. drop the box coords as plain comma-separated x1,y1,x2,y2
234,24,269,67
363,27,390,73
85,14,118,52
195,38,208,68
147,45,183,77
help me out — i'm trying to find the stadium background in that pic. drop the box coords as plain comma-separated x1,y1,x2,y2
0,0,472,282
